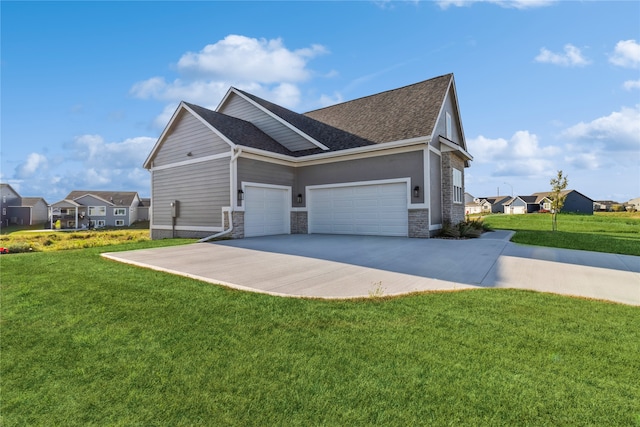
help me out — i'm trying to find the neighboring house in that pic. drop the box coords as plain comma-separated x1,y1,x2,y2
49,191,142,229
0,183,49,226
532,190,593,214
138,198,151,221
502,196,543,214
626,197,640,211
593,200,618,211
144,73,473,239
476,195,511,214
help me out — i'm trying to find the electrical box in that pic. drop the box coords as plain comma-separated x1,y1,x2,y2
170,200,179,218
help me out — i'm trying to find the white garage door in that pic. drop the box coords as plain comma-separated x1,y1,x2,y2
308,182,408,236
244,185,290,237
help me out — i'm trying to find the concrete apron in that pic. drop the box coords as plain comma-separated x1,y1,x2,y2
102,233,640,306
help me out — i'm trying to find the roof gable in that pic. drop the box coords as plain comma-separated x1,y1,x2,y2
218,89,330,152
65,191,139,206
304,74,453,144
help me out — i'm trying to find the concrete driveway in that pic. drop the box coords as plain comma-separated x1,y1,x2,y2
102,232,640,306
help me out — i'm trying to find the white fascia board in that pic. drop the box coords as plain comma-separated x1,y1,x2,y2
239,136,429,166
439,136,473,161
428,75,470,154
150,152,232,172
143,102,187,169
230,88,330,151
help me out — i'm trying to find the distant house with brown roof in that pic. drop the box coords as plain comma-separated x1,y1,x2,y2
49,190,143,229
144,74,472,239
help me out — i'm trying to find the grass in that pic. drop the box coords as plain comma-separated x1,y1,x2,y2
482,212,640,256
2,241,639,426
0,228,152,253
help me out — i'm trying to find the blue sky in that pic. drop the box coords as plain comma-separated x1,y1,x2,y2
2,0,639,204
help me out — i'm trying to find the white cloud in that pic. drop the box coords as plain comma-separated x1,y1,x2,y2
560,105,640,151
130,35,328,125
535,44,590,67
467,130,560,178
437,0,555,9
609,39,640,68
72,134,156,168
177,35,327,83
623,80,640,90
15,153,48,179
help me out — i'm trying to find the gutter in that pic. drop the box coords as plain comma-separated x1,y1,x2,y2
198,147,243,243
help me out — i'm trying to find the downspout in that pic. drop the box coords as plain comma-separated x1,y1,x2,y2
198,147,243,243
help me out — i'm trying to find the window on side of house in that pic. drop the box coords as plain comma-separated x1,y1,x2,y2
446,112,452,140
114,208,127,216
115,219,125,226
88,206,106,216
453,168,463,204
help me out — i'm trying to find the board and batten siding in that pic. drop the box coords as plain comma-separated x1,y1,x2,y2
431,88,463,148
152,159,230,228
220,93,318,152
153,110,231,167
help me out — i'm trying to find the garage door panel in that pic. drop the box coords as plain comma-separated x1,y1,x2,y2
244,186,289,237
309,182,408,237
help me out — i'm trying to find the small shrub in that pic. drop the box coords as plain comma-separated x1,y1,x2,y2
439,219,488,239
8,242,37,253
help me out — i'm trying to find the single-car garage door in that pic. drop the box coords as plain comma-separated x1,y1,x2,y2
308,182,408,236
244,185,290,237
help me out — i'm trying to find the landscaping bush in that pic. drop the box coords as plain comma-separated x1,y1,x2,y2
440,219,489,239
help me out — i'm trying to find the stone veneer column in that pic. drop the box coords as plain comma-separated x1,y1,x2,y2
441,152,466,225
291,211,308,234
231,211,244,239
408,209,430,238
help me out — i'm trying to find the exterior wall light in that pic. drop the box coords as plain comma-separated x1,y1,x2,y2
237,189,244,201
413,186,420,198
297,193,303,204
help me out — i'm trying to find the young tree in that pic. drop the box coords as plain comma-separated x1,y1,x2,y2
549,170,568,231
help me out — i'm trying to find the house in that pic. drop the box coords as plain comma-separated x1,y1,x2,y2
138,198,151,221
0,183,49,227
144,73,472,239
626,197,640,211
49,191,142,229
532,190,593,214
593,200,618,211
471,195,511,214
502,196,544,214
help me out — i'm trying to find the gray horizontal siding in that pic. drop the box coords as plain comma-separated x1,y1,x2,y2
154,111,231,167
296,151,424,206
152,159,230,227
221,94,317,152
237,158,295,189
430,151,442,224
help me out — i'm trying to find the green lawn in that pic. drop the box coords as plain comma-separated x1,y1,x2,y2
2,241,639,426
482,212,640,256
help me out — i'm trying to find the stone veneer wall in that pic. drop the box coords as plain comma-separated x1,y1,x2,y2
230,211,244,239
441,152,466,225
408,209,430,238
291,211,308,234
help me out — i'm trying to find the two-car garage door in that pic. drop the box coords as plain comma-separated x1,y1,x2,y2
308,182,408,237
243,181,409,238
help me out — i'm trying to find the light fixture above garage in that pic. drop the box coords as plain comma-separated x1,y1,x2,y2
297,193,303,204
237,189,244,201
414,186,420,198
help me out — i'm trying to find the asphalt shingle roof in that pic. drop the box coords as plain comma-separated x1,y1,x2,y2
65,191,139,206
304,74,453,144
232,90,377,153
